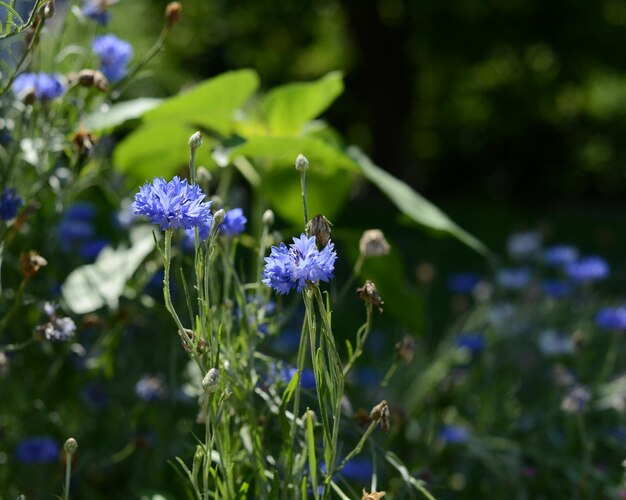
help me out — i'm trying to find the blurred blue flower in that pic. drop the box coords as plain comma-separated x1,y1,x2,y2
541,279,572,298
92,34,133,83
496,267,531,290
82,0,114,25
183,219,213,251
0,188,23,220
12,72,65,100
80,238,109,261
263,233,337,294
596,307,626,331
36,302,76,341
57,202,101,256
135,375,166,402
133,176,212,230
457,332,485,354
446,272,481,294
566,256,609,283
340,457,372,483
438,425,470,444
220,208,247,236
15,437,59,463
543,245,579,267
507,231,541,260
280,366,316,390
538,329,574,357
81,383,109,410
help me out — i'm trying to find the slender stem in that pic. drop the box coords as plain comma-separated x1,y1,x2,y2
300,170,309,230
343,303,373,377
0,278,28,336
64,453,72,500
203,393,211,500
336,254,365,303
380,359,400,388
331,420,378,476
162,230,192,347
598,330,620,383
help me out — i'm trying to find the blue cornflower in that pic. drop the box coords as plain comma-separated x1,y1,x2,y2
12,72,65,100
82,0,115,25
57,202,97,254
596,307,626,332
0,188,23,220
542,279,572,299
456,332,485,354
438,425,470,445
220,208,247,236
339,457,372,483
15,437,59,463
92,34,133,83
496,267,531,290
133,176,212,231
566,256,609,283
262,233,337,294
446,272,481,294
543,245,579,267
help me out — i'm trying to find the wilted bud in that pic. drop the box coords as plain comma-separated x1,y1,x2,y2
44,0,55,18
213,209,225,226
73,69,108,91
395,335,415,365
72,129,97,156
356,280,384,313
307,214,332,247
188,131,202,150
262,209,275,227
362,489,386,500
370,400,390,432
179,328,206,354
64,437,78,455
295,153,309,172
165,2,182,26
202,368,220,393
359,229,390,257
20,251,47,277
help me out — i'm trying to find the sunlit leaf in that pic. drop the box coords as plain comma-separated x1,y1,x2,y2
84,98,162,131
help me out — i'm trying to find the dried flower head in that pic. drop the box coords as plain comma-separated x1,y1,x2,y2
307,214,333,247
179,329,206,354
370,400,390,432
359,229,390,257
362,489,386,500
71,69,108,91
356,280,384,313
165,2,182,26
20,251,47,277
72,129,97,156
395,335,416,365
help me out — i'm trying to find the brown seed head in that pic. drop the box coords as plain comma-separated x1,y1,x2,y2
395,335,416,365
165,2,182,26
359,229,390,257
72,129,97,156
356,280,384,313
370,399,390,432
307,214,333,248
20,251,48,277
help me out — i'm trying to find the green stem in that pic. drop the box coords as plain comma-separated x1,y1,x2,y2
0,278,28,336
163,230,192,348
300,170,309,230
342,303,373,377
336,254,365,304
331,420,378,476
598,330,620,383
64,453,72,500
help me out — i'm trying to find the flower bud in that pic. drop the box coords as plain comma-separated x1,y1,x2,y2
188,131,202,150
202,368,220,393
64,437,78,455
44,0,55,18
307,214,332,248
20,251,47,277
295,154,309,172
359,229,390,257
165,2,182,26
262,209,275,227
356,280,384,313
73,69,108,91
213,209,225,226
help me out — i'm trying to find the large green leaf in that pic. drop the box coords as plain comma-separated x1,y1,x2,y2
348,146,491,257
84,98,163,132
226,136,359,174
113,122,215,185
260,72,344,135
145,69,260,136
61,225,156,314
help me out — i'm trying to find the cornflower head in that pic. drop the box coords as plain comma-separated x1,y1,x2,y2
12,72,66,101
543,245,579,267
566,256,609,283
262,233,337,294
219,208,247,237
132,176,212,231
596,307,626,332
15,437,59,463
82,0,118,25
92,34,133,83
0,188,23,220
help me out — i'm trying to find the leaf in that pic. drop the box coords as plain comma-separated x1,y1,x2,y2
84,98,162,131
145,69,260,136
260,71,344,135
306,410,318,500
113,122,215,185
348,146,491,257
61,225,156,314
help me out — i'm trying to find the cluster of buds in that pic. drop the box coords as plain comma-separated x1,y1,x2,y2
356,280,384,313
179,328,206,355
20,251,47,278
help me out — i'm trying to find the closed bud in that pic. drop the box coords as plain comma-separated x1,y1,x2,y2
64,437,78,455
356,280,384,313
202,368,220,393
44,0,55,18
359,229,390,257
307,214,332,247
213,209,225,226
165,2,182,26
295,154,309,172
188,131,202,150
262,209,275,226
20,251,47,277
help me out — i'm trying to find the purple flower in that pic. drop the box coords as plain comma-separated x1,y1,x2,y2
566,256,609,283
92,34,133,83
446,272,481,294
219,208,247,236
15,437,59,463
542,279,572,299
133,176,212,231
0,188,23,220
543,245,579,267
496,267,531,290
82,0,114,25
596,307,626,332
457,332,485,354
339,457,372,483
438,425,470,444
12,72,66,100
57,202,97,254
262,234,337,294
